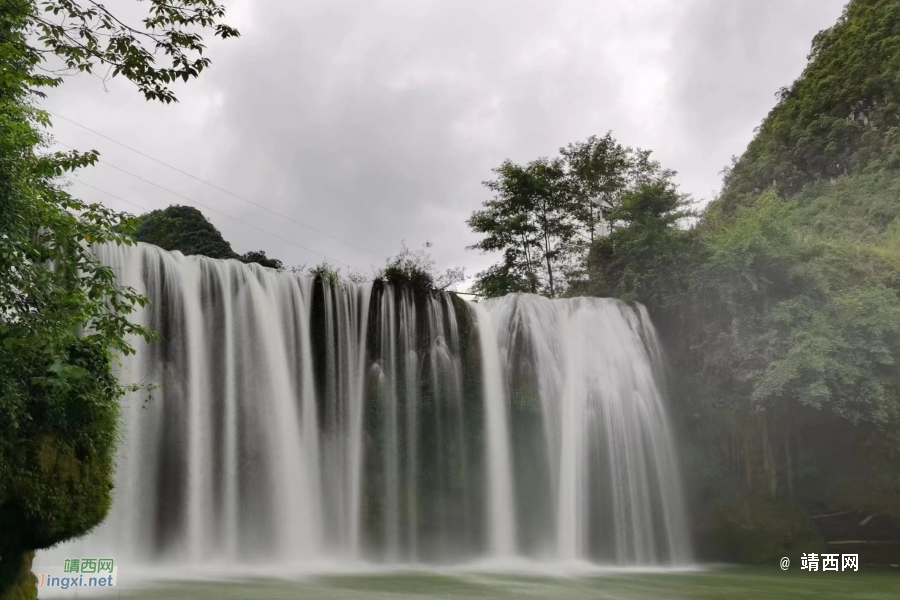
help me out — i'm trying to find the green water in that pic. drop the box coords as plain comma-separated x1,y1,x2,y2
80,568,900,599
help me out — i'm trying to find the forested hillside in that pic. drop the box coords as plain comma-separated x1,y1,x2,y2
719,0,900,208
135,205,284,269
587,0,900,562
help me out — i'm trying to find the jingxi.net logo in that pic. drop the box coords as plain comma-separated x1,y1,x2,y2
35,558,117,590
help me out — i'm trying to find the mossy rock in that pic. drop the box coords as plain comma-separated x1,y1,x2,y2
0,338,118,581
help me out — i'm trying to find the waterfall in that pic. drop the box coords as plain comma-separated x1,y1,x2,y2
485,294,692,563
472,303,517,558
37,243,691,572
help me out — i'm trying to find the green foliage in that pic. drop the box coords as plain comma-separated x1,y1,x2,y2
0,552,35,600
376,242,466,292
584,0,900,557
468,262,532,298
135,204,283,269
718,0,900,210
587,180,694,305
306,262,344,288
0,1,236,595
793,170,900,243
135,204,237,259
0,340,122,555
16,0,238,103
468,134,678,297
685,180,900,555
563,133,677,251
468,158,572,296
238,250,282,270
688,191,900,425
296,261,368,287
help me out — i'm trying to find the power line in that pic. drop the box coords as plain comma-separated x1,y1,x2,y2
46,109,384,260
71,179,251,254
73,179,153,214
55,140,358,268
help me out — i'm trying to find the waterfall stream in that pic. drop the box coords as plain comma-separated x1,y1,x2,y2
39,243,691,571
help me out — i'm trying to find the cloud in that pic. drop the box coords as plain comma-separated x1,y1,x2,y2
43,0,848,278
667,0,847,200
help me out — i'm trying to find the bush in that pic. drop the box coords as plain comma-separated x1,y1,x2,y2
0,339,121,560
376,242,465,292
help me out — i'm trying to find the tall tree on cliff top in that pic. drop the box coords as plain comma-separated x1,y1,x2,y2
468,133,677,297
467,157,575,297
0,1,237,596
561,133,630,247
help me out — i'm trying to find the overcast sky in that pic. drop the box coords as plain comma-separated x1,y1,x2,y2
45,0,847,283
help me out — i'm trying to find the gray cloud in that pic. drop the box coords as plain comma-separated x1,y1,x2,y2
45,0,848,280
668,0,846,199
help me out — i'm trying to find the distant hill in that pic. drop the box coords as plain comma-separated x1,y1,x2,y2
135,205,283,269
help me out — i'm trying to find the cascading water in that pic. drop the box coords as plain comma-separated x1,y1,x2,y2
486,294,692,563
471,303,517,558
38,243,691,573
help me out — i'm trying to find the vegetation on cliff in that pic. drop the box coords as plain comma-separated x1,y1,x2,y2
135,205,284,269
467,0,900,563
0,1,236,597
590,0,900,562
717,0,900,208
136,206,466,293
2,0,897,584
467,133,681,297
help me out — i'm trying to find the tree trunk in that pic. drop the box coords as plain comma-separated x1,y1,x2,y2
520,233,536,293
539,199,555,297
589,201,595,244
0,552,37,600
544,233,555,297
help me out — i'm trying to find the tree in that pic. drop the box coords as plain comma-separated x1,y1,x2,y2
468,157,575,297
0,2,236,597
716,0,900,211
468,260,533,298
238,250,282,270
296,262,368,286
561,133,630,246
588,179,694,306
561,135,677,287
376,242,466,292
305,261,344,288
468,134,678,297
467,162,540,296
581,0,900,554
8,0,239,104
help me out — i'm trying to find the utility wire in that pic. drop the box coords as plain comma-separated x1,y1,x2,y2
47,109,383,259
55,140,357,268
73,179,153,214
71,179,251,254
0,34,378,268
